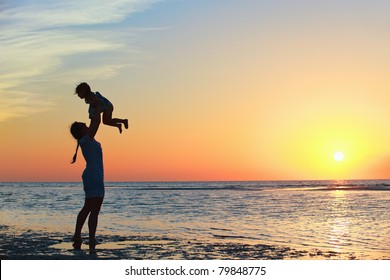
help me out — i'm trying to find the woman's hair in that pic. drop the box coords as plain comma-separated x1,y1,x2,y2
70,122,85,164
75,82,91,94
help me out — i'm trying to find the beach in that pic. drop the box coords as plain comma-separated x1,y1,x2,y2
1,225,379,260
1,181,389,260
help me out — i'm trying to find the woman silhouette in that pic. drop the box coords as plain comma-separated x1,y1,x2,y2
70,113,104,253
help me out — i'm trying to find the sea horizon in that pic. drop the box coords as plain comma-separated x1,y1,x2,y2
1,178,389,183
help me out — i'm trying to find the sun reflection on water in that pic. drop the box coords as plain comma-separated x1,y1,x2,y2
326,190,352,253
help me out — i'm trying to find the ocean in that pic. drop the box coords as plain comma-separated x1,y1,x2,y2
0,180,389,259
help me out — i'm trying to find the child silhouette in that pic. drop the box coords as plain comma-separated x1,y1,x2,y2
75,82,128,133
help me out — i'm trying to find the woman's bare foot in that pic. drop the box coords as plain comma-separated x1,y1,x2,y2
72,236,82,250
88,238,99,254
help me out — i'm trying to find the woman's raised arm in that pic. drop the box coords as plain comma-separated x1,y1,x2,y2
88,113,101,139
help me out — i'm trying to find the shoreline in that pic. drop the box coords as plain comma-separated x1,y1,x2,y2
1,225,387,260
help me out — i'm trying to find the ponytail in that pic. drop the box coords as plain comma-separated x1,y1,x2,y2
71,141,80,164
70,121,84,164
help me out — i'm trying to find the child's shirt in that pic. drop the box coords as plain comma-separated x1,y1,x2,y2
88,92,112,119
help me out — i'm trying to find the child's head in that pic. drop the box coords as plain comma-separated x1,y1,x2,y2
75,82,91,99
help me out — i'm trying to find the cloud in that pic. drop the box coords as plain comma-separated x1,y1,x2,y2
1,0,161,27
0,0,163,122
0,91,54,122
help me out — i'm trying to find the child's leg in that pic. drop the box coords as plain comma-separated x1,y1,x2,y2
102,105,122,133
102,105,128,133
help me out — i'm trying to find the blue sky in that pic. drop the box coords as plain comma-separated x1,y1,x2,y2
0,0,165,121
2,0,389,122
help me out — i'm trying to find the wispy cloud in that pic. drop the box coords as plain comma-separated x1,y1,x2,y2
0,0,163,122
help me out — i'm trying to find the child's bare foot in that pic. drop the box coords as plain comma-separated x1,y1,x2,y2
118,123,122,134
124,119,129,129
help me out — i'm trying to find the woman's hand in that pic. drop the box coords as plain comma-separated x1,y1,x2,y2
88,112,101,139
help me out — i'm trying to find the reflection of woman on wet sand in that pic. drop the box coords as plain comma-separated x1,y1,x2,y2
70,113,104,253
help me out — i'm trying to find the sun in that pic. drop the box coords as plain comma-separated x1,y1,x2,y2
333,151,344,161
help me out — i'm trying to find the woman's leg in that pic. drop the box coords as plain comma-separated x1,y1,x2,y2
87,197,104,243
73,197,103,249
73,199,92,249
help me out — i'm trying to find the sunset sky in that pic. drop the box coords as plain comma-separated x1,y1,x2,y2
1,0,389,182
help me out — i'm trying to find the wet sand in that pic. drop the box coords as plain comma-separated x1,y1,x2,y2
0,225,386,260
